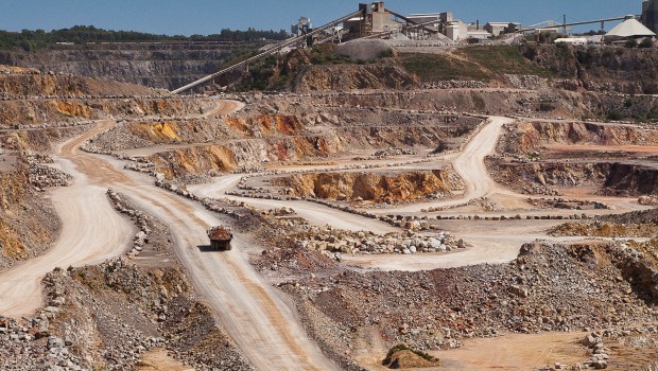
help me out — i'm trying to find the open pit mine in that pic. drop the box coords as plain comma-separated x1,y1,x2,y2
3,2,658,371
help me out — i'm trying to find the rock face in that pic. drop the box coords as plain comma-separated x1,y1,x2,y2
523,44,658,94
275,170,462,204
0,49,235,90
294,65,418,92
88,98,477,180
497,121,657,155
0,71,158,98
0,165,60,269
490,158,658,197
487,159,610,194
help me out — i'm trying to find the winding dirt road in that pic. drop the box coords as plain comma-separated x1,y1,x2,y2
371,116,512,214
2,96,651,368
0,122,135,316
189,177,397,234
189,117,512,233
189,115,652,272
0,100,340,371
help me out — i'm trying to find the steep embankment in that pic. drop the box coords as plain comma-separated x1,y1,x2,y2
295,89,658,122
487,159,610,194
523,44,658,94
274,170,462,204
293,65,418,92
0,70,158,97
0,48,237,90
493,159,658,197
0,165,60,269
497,121,658,155
91,103,479,179
490,120,658,195
0,69,173,128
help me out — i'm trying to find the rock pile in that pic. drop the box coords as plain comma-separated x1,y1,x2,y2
583,332,609,369
106,189,153,257
28,163,72,189
294,228,461,257
283,241,658,356
421,80,489,89
261,207,295,217
638,195,658,207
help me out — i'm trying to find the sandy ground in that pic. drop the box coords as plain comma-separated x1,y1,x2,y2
355,332,589,371
137,349,194,371
543,143,658,154
4,94,657,371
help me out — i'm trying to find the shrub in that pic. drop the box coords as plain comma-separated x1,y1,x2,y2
626,38,638,48
640,37,654,48
607,109,623,121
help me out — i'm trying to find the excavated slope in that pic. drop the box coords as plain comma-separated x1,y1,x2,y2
498,121,658,154
0,49,235,90
274,170,462,203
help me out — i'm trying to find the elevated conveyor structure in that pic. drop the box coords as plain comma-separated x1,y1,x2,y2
520,16,632,33
171,8,367,94
362,18,443,40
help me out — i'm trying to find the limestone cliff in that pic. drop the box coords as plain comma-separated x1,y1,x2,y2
274,170,463,204
0,49,234,90
498,121,658,155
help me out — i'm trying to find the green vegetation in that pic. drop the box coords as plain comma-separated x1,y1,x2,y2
235,45,355,91
607,109,623,121
632,110,658,123
378,49,395,59
400,46,552,83
626,38,639,49
457,46,552,77
400,53,490,82
235,55,279,91
309,44,352,65
0,25,289,52
640,37,654,48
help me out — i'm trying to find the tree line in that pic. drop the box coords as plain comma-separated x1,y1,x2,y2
0,25,290,51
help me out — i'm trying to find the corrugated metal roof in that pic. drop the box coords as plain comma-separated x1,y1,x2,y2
606,18,656,37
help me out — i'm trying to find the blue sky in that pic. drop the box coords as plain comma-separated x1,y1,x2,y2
0,0,643,35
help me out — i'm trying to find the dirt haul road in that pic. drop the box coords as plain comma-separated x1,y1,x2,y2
0,100,340,371
189,178,397,234
0,123,135,316
188,117,512,233
373,116,513,214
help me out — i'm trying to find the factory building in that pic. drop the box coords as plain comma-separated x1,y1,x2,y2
344,2,403,37
642,0,658,33
483,22,521,36
291,17,312,36
406,12,453,33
